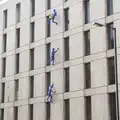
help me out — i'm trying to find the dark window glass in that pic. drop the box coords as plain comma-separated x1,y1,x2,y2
109,93,116,120
47,0,51,10
64,68,69,92
84,0,90,24
85,96,91,120
30,22,35,43
2,58,6,77
46,16,51,37
107,0,113,16
107,23,114,49
16,28,20,48
1,83,5,103
30,49,34,70
64,8,69,31
108,57,115,85
16,3,21,23
15,80,19,101
3,34,7,53
46,103,50,120
85,63,91,89
84,30,90,56
14,107,18,120
30,76,34,98
30,104,33,120
31,0,35,16
64,37,69,61
64,99,69,120
3,10,7,29
1,109,4,120
46,72,51,94
16,54,19,74
46,43,51,66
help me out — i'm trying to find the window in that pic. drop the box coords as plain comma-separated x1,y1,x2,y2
1,109,4,120
109,93,116,120
1,83,5,103
107,0,113,16
16,28,20,48
85,63,91,89
64,8,69,31
14,107,18,120
15,80,19,101
30,76,34,98
64,37,69,61
29,104,33,120
16,53,19,74
47,0,51,10
46,43,51,66
84,30,90,56
3,34,7,53
30,22,35,43
84,0,90,24
46,72,51,94
107,57,115,85
30,49,34,70
64,99,69,120
107,23,114,49
46,103,50,120
85,96,91,120
3,9,7,29
2,58,6,77
31,0,35,17
46,16,51,37
16,3,21,23
64,68,69,92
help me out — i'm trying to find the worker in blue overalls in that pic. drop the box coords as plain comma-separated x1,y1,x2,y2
47,83,54,103
48,9,58,25
51,48,59,65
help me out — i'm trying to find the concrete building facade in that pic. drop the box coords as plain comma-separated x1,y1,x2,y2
0,0,120,120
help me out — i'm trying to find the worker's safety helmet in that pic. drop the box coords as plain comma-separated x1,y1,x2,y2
51,83,54,88
52,48,55,51
53,9,56,12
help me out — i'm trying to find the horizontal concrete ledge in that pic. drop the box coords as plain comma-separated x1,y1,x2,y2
0,0,10,5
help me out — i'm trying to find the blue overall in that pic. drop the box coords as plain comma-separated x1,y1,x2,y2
48,9,57,25
52,9,57,24
47,84,54,103
51,48,55,65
